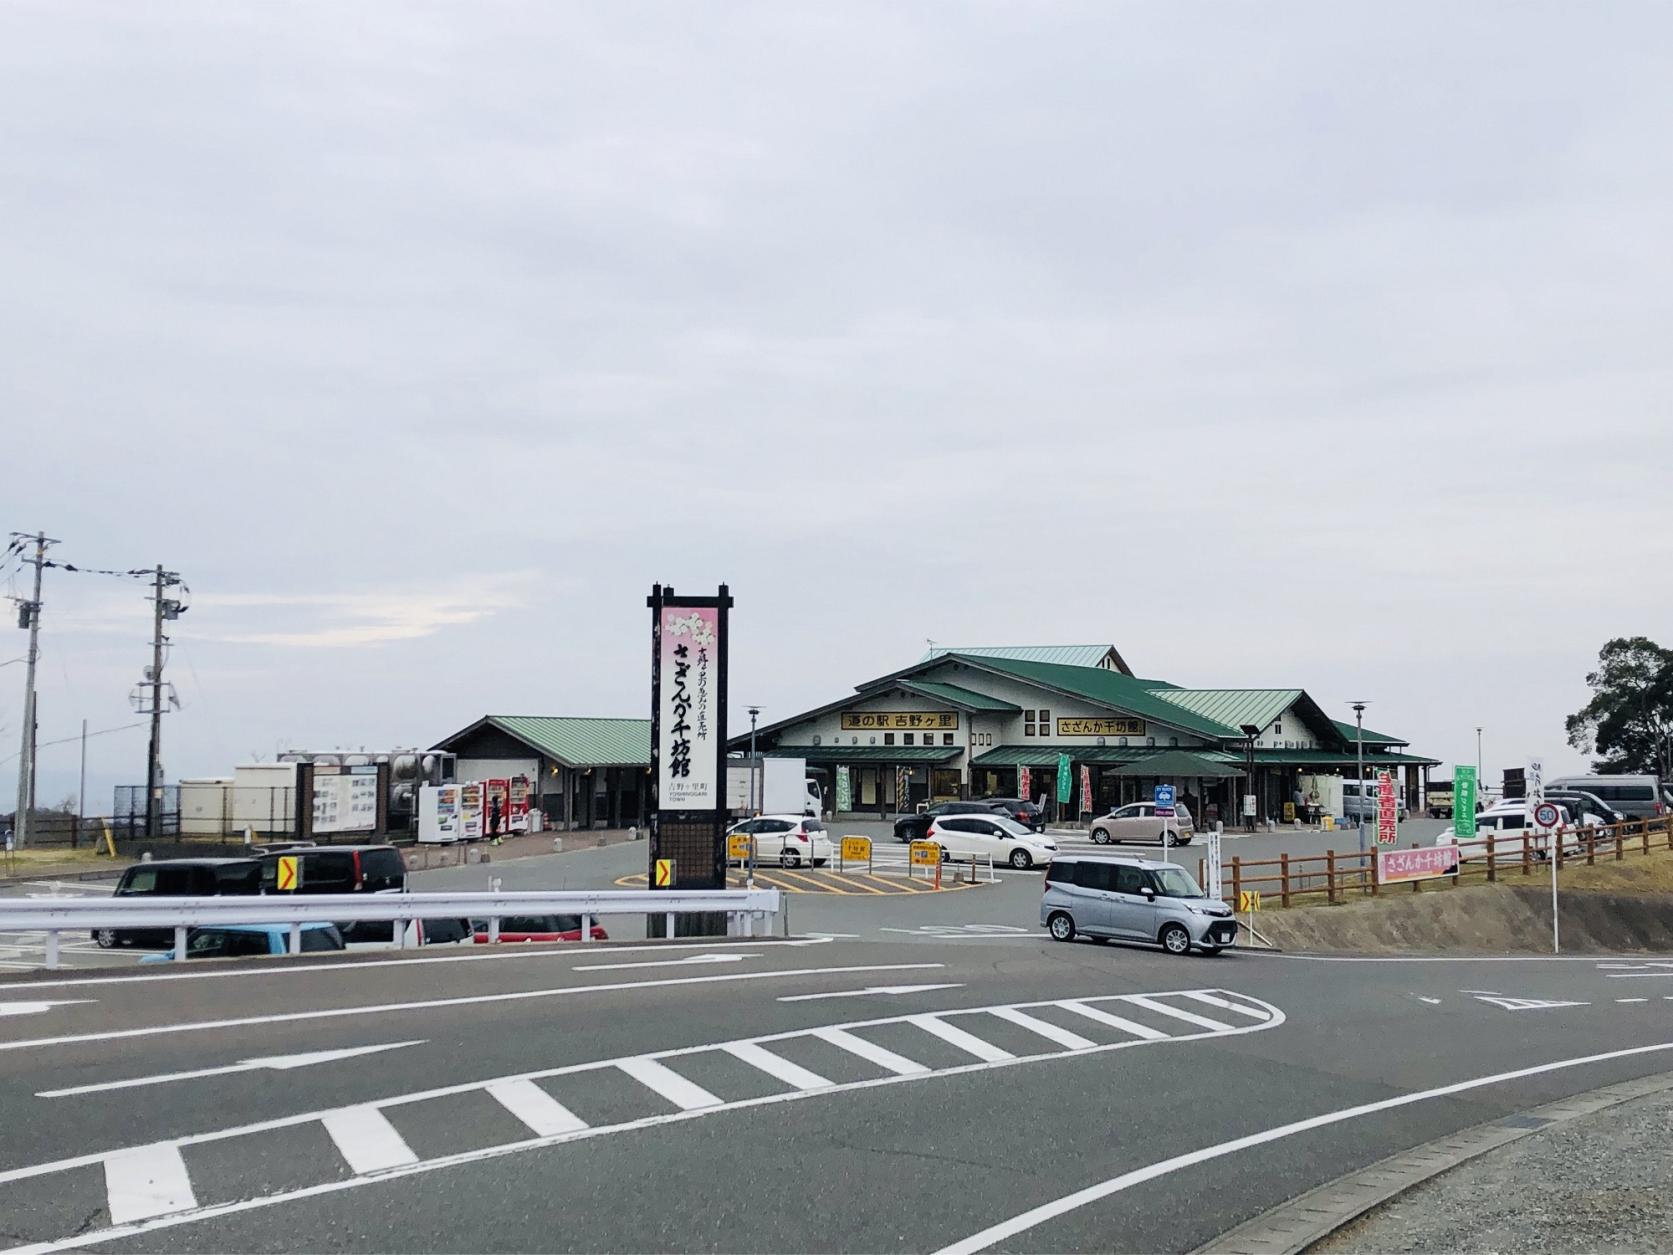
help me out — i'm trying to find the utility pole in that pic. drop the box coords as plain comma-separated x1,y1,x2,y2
138,565,184,841
10,531,56,848
1350,701,1369,856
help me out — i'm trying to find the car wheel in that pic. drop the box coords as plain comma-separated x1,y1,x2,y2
1009,848,1033,870
1091,829,1110,844
1047,912,1076,942
1160,923,1192,955
780,850,802,869
95,929,116,949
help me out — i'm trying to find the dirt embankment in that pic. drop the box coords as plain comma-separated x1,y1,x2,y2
1256,849,1673,954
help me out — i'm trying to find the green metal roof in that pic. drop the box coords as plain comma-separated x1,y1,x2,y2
436,716,651,768
970,745,1243,768
948,655,1244,740
1149,689,1302,732
896,680,1021,712
1105,749,1244,778
922,644,1130,674
1247,748,1438,767
1330,719,1408,747
762,745,962,764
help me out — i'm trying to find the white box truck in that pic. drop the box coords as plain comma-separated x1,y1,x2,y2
727,757,822,817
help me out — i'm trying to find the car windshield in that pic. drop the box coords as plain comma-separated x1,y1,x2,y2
1151,866,1205,898
992,816,1033,837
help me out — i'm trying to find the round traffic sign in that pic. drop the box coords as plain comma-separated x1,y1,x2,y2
1533,802,1561,829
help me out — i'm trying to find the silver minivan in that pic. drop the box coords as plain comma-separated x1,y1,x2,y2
1040,855,1237,955
1546,775,1665,821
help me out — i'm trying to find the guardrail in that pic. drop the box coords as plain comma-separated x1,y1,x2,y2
1199,816,1673,908
0,888,784,968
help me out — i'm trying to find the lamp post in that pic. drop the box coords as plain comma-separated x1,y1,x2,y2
747,707,761,815
1350,702,1369,855
1239,724,1261,833
1475,727,1483,798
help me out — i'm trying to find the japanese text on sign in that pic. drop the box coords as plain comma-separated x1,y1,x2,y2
840,836,872,863
1376,769,1399,845
1377,846,1455,884
841,712,958,731
1057,717,1145,737
909,841,939,867
658,606,719,810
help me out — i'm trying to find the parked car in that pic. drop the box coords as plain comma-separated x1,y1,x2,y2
256,844,407,895
923,814,1057,870
138,922,345,963
1433,802,1592,863
1088,802,1196,847
725,815,833,867
1546,774,1666,820
94,858,263,949
893,801,1005,843
1342,780,1410,823
979,797,1046,832
1542,789,1626,828
470,915,610,944
1040,855,1236,955
339,917,475,947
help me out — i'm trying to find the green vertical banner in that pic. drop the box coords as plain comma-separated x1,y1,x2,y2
1056,753,1073,804
835,765,852,813
1454,766,1477,839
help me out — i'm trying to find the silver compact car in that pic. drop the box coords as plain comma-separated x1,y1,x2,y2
1040,855,1236,955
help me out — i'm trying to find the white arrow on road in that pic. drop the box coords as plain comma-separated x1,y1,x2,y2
777,983,964,1002
571,953,756,972
37,1040,425,1098
0,1000,95,1018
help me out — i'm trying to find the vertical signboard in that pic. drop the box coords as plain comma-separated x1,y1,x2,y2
835,765,852,814
648,585,731,933
1206,826,1223,902
1019,765,1033,807
1375,769,1398,845
1526,757,1545,826
1080,765,1092,816
1453,765,1478,840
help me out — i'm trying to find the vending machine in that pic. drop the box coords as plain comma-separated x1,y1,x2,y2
508,775,532,833
458,782,485,842
417,784,461,845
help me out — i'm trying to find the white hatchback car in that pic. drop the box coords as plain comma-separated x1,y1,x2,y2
925,814,1058,870
1089,802,1196,847
727,815,833,868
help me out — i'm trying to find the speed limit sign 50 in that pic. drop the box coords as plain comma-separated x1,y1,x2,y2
1533,802,1561,829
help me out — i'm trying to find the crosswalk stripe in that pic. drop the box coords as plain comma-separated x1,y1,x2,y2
1181,991,1270,1020
909,1015,1014,1062
990,1006,1095,1050
486,1079,588,1136
1122,994,1236,1032
617,1057,721,1110
813,1026,928,1075
104,1144,196,1224
1057,1001,1170,1040
723,1041,831,1090
321,1107,419,1174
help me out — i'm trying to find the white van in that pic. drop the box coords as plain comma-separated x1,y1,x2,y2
1341,778,1409,823
1546,775,1665,821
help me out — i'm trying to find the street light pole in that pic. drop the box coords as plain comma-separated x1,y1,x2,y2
1350,702,1368,856
747,707,760,815
1475,727,1483,795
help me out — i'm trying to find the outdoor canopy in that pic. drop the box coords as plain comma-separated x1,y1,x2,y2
1104,749,1245,778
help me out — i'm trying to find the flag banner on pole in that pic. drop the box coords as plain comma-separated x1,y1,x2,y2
1080,764,1092,815
1019,766,1032,807
1056,754,1073,805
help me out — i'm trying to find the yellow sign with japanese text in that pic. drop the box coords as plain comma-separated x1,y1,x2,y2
909,841,939,867
840,836,872,863
841,711,959,731
726,834,752,861
1056,717,1146,737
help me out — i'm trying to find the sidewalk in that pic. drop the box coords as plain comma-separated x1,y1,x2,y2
1321,1083,1673,1253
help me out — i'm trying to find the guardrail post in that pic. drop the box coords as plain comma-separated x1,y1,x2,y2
1486,832,1496,882
665,910,675,938
1522,834,1530,876
1279,853,1290,908
44,930,59,969
1586,828,1595,865
581,913,593,942
1369,848,1379,896
289,921,302,955
174,924,188,960
1643,819,1652,857
1326,849,1336,904
488,916,501,944
1410,841,1422,893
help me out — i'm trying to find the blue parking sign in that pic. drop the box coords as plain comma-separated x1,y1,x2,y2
1154,784,1176,817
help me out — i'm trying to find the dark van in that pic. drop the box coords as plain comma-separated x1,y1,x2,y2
95,858,263,949
256,844,407,895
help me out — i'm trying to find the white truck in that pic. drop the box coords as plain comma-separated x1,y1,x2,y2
727,757,822,817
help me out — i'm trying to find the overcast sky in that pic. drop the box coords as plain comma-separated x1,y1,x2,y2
4,1,1670,809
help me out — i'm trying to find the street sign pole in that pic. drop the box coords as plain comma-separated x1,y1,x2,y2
1527,757,1556,954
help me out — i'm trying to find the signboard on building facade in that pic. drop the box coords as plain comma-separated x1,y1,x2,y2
841,712,958,731
1376,769,1398,845
1057,717,1146,737
1454,766,1478,839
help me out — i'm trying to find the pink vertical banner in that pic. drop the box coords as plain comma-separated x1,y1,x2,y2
1080,764,1092,815
1019,765,1032,806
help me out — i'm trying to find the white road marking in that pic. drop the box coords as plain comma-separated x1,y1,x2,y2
0,988,1283,1253
1418,996,1442,1005
1056,1002,1169,1041
1122,994,1236,1033
1180,991,1270,1021
989,1006,1094,1051
723,1041,831,1090
38,1041,425,1098
932,1036,1673,1255
0,963,945,1054
0,999,94,1018
570,953,754,972
486,1080,588,1137
776,983,964,1003
802,932,861,939
1616,998,1650,1004
104,1145,196,1224
320,1107,417,1174
617,1058,720,1110
1606,972,1673,979
1473,995,1589,1012
813,1027,929,1076
910,1014,1014,1062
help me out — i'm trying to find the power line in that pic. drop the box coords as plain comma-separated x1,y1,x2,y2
0,721,145,766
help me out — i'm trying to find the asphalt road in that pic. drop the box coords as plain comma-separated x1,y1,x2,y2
3,926,1672,1253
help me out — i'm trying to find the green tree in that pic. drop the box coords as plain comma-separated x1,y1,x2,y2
1565,637,1673,779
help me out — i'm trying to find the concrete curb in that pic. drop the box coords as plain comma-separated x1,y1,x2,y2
1193,1067,1673,1255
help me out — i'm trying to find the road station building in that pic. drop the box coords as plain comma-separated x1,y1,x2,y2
730,645,1437,825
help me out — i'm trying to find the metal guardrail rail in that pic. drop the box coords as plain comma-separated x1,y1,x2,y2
0,888,784,968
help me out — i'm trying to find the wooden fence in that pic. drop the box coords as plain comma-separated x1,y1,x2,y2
1198,816,1673,909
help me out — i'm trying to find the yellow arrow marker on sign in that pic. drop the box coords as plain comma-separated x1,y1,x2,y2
1238,889,1260,913
654,858,674,888
276,855,299,892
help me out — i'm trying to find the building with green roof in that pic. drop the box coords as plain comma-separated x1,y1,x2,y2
431,715,651,831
